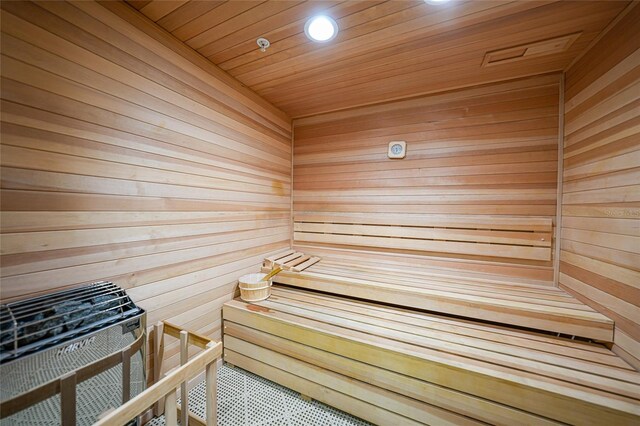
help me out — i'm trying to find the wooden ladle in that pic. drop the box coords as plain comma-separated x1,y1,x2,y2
261,266,282,282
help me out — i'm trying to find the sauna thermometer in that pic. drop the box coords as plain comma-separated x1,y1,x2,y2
388,141,406,159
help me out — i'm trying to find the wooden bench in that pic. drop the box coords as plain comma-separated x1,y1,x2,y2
223,287,640,425
263,254,614,342
294,213,553,261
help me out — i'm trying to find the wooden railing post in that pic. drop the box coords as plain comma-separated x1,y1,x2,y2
205,342,218,426
60,372,76,426
164,388,177,426
153,321,165,416
180,330,189,426
121,346,131,404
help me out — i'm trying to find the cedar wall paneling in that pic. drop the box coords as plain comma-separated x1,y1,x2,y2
0,1,292,376
293,75,560,284
560,5,640,367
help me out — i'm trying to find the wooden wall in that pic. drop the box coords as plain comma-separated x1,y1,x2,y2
560,4,640,367
293,74,560,284
0,0,292,375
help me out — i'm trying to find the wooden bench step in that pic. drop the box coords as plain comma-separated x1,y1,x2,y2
223,288,640,425
264,259,614,342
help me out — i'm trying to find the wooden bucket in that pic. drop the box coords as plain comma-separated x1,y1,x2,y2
238,273,271,302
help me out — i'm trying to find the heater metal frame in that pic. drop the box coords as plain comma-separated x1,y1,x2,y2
0,282,146,426
0,331,145,425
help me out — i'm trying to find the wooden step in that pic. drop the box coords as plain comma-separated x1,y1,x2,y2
263,258,614,341
223,288,640,425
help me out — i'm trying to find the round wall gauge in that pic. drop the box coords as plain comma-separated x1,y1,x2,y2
388,141,406,159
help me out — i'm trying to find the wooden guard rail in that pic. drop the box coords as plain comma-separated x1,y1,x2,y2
0,334,144,426
95,321,222,426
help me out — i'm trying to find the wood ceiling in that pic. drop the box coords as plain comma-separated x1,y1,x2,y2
126,0,630,118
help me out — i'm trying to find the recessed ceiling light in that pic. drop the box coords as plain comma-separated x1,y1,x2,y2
425,0,450,4
304,15,338,43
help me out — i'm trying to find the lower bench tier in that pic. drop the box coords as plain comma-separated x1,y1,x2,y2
222,287,640,425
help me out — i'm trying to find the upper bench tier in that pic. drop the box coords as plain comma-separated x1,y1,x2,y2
264,254,614,342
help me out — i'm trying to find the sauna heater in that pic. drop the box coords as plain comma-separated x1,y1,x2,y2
0,282,146,425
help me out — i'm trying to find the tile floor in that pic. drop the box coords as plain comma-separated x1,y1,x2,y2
148,363,372,426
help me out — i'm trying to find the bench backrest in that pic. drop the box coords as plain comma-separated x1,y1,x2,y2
294,213,552,261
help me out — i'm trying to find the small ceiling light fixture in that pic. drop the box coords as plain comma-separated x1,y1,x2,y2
304,15,338,43
256,37,270,52
425,0,450,4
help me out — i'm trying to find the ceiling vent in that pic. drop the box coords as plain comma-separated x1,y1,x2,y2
482,32,581,67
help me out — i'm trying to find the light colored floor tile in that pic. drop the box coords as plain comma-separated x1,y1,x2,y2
148,364,372,426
